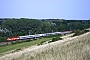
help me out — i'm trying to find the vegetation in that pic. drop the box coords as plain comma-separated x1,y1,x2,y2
0,18,90,60
0,18,90,42
0,37,7,42
73,29,89,36
0,32,90,60
39,36,62,45
0,36,55,55
51,37,62,42
0,34,62,56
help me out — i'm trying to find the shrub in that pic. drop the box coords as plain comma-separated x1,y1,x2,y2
73,29,87,36
0,37,7,42
84,30,89,32
40,41,46,45
51,37,62,42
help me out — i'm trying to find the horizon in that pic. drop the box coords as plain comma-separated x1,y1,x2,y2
0,17,90,20
0,18,90,20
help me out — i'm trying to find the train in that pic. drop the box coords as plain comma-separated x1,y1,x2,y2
7,31,72,41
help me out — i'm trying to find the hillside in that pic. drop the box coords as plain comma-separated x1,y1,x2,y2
0,19,90,42
0,32,90,60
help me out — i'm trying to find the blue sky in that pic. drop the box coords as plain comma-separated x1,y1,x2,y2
0,0,90,19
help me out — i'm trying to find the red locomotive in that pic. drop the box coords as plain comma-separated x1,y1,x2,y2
7,36,19,41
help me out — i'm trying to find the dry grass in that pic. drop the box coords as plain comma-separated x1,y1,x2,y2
0,32,90,60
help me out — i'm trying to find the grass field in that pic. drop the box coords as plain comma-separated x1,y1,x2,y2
0,35,62,56
17,32,90,60
0,32,90,60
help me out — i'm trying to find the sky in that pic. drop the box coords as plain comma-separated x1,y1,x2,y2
0,0,90,20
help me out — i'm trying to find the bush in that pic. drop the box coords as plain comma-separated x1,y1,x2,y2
51,37,62,42
84,30,89,32
40,41,46,45
73,29,87,36
0,37,7,42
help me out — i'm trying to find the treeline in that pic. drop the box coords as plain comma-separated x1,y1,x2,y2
0,18,90,42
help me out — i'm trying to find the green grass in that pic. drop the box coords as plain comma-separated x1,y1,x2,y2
0,38,51,53
0,35,61,55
